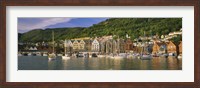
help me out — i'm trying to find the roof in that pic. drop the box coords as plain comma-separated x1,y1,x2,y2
155,42,166,46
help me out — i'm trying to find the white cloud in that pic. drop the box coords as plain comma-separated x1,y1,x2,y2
18,18,73,32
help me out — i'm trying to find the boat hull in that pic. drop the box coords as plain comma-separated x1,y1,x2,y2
62,56,70,60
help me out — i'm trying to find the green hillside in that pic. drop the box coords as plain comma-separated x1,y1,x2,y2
19,18,182,42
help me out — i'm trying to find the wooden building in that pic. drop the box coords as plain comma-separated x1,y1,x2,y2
152,42,167,54
167,41,178,55
179,41,182,54
124,38,133,52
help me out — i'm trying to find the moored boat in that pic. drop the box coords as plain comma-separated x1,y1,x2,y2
159,53,168,58
138,54,152,60
48,53,56,61
178,54,182,59
48,31,56,60
43,53,48,56
98,54,106,58
62,54,70,60
18,53,22,56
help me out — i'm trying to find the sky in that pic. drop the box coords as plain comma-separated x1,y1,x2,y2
18,18,108,33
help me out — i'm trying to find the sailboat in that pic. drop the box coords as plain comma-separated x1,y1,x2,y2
138,31,152,60
110,36,126,59
62,40,70,60
48,31,56,61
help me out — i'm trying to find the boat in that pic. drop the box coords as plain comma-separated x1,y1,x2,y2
42,53,48,56
18,53,22,56
159,53,168,58
62,54,70,60
57,54,63,56
138,54,152,60
152,53,159,57
48,31,56,60
62,40,71,60
110,53,127,59
98,54,106,58
92,53,98,57
168,53,177,57
36,53,42,56
23,53,28,56
28,53,32,56
48,53,56,61
138,31,153,60
32,53,37,56
76,53,84,58
127,54,134,58
178,54,182,59
110,55,125,59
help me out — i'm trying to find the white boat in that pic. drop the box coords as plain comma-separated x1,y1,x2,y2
178,54,182,59
138,32,152,60
98,55,106,58
127,54,134,58
110,53,126,59
18,53,22,56
57,54,63,56
43,53,48,56
62,54,70,60
110,55,124,59
36,53,42,56
48,53,56,60
48,31,56,60
138,54,152,60
28,53,32,56
168,53,177,56
62,41,70,60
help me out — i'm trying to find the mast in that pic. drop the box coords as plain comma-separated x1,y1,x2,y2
64,39,67,55
118,36,120,54
52,31,54,53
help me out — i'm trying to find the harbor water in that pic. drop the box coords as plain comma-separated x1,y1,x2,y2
18,56,182,70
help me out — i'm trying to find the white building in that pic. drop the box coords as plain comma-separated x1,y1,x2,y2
92,39,100,51
64,40,73,47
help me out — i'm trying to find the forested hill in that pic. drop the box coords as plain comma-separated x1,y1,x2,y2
19,18,182,42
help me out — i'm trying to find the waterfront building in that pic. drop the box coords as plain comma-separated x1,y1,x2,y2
125,38,133,53
105,39,113,54
167,41,178,55
29,47,34,50
64,40,73,53
92,38,100,52
84,39,92,51
118,39,126,53
79,40,86,50
152,42,167,54
72,40,79,50
99,39,107,54
67,40,73,47
112,40,118,54
179,41,182,54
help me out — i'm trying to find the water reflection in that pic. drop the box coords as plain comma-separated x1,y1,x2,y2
18,56,182,70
